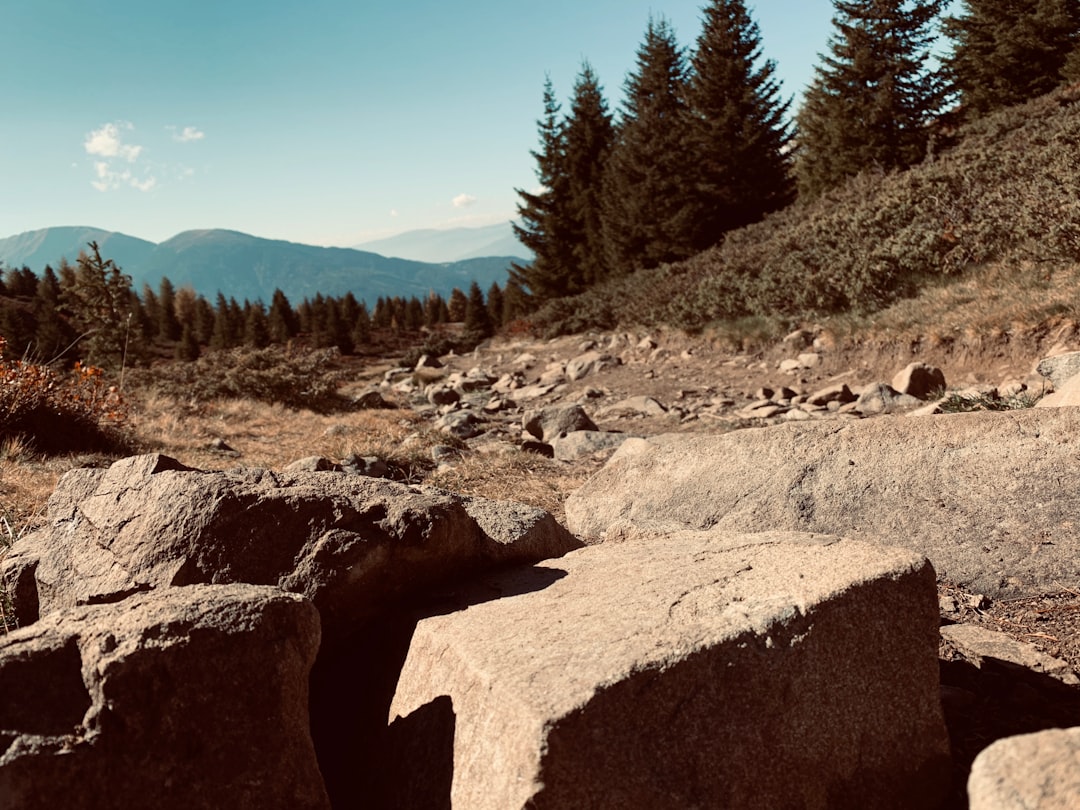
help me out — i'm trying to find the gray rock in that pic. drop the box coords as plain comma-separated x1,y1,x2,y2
434,409,484,439
550,431,634,461
285,456,342,473
855,382,923,415
968,727,1080,810
341,454,390,478
425,382,460,406
352,389,393,410
807,383,856,406
565,351,620,382
388,530,949,809
0,584,328,810
564,409,1080,598
415,354,443,370
522,404,598,443
1036,372,1080,408
1037,351,1080,388
940,623,1079,686
4,454,581,636
593,396,668,419
892,362,946,400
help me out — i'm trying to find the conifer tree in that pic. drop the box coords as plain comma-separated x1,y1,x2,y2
210,293,236,350
796,0,946,198
33,266,76,361
63,243,135,367
175,324,200,361
463,281,493,340
601,17,697,275
352,302,371,347
157,277,182,342
562,63,616,289
244,301,271,349
193,296,215,345
140,284,161,343
501,279,530,325
486,281,504,329
511,77,577,301
268,289,298,343
512,64,614,299
323,298,352,354
943,0,1080,115
447,288,468,322
685,0,795,248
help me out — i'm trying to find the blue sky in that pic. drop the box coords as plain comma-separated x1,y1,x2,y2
0,1,950,247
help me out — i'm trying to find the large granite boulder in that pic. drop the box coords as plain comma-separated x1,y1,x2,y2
3,453,581,637
388,530,950,809
968,727,1080,809
565,409,1080,598
0,584,327,809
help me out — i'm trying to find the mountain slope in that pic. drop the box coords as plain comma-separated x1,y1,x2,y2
353,222,531,263
530,83,1080,338
0,227,156,274
0,227,521,305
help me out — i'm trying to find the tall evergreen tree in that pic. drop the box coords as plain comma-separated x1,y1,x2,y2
512,64,615,299
485,282,505,329
562,63,616,289
446,288,468,322
601,17,697,275
796,0,946,198
244,301,271,349
268,289,299,343
463,281,493,340
33,266,76,361
943,0,1080,115
157,277,182,342
352,302,371,347
686,0,795,248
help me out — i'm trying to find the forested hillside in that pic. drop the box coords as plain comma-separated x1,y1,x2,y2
511,0,1080,337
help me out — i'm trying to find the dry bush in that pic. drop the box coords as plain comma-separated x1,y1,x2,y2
0,337,131,455
126,345,349,413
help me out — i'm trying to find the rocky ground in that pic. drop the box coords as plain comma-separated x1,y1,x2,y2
351,326,1080,807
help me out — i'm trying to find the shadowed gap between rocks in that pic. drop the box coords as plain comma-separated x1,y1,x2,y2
308,564,569,809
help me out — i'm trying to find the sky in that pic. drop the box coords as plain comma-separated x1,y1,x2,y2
0,1,953,248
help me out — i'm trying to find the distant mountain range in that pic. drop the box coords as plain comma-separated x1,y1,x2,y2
352,221,530,263
0,226,530,306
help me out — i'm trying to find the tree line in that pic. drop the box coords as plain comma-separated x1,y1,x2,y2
514,0,1080,304
0,243,529,368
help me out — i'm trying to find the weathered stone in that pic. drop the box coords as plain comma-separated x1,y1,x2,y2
285,456,341,473
807,383,855,406
522,404,598,442
425,382,460,406
968,727,1080,810
1036,372,1080,408
434,409,484,439
593,395,668,419
0,584,328,810
341,454,390,478
566,351,620,382
388,530,950,809
855,382,923,415
940,623,1079,687
550,430,634,461
415,354,443,370
779,358,802,373
892,362,947,400
798,352,822,369
351,388,393,410
5,454,581,635
564,409,1080,598
1037,351,1080,388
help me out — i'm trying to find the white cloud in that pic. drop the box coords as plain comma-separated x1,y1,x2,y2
172,125,205,143
84,121,159,192
452,193,478,209
390,209,399,217
84,121,142,162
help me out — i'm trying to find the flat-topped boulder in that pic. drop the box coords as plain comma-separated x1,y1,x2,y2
0,584,327,809
388,530,950,809
565,408,1080,598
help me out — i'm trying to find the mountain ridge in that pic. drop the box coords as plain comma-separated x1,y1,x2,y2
0,226,524,306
